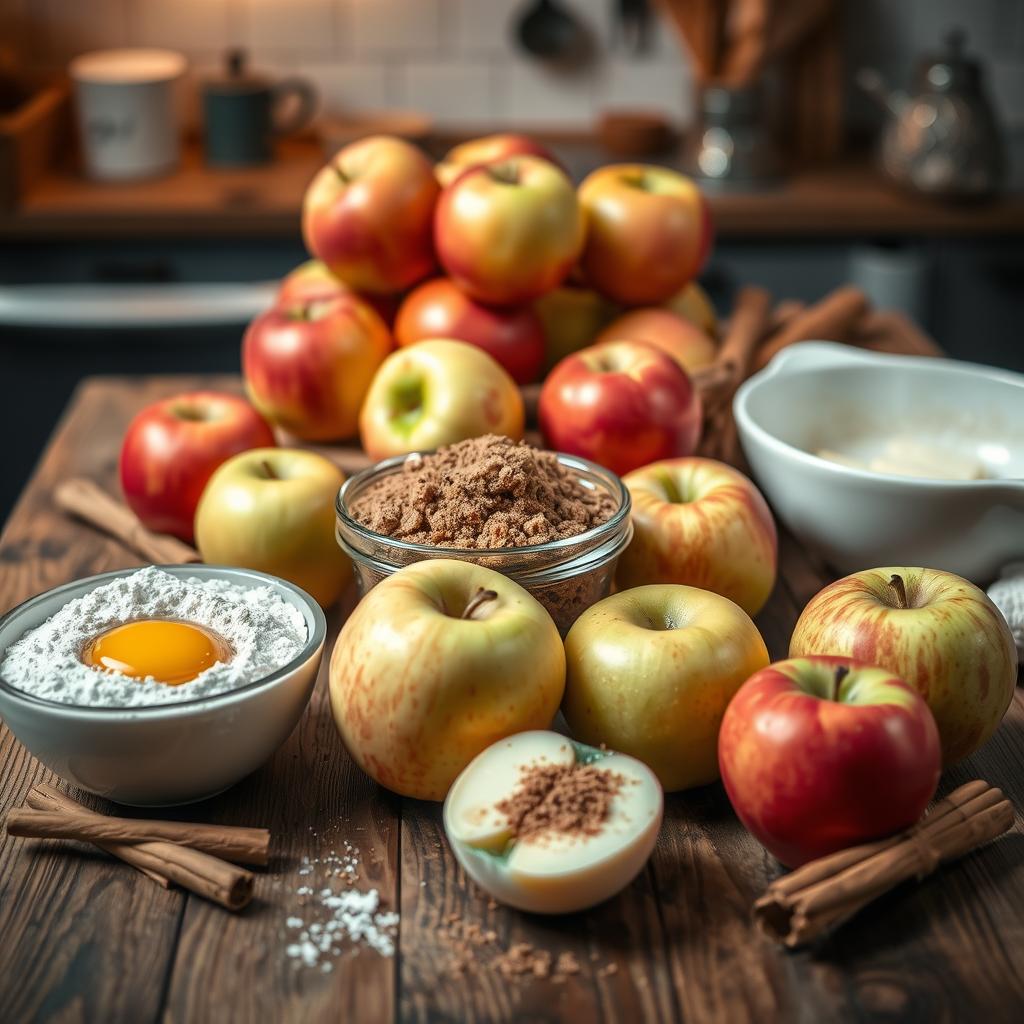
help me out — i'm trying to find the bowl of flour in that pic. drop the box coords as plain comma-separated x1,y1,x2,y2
0,565,327,806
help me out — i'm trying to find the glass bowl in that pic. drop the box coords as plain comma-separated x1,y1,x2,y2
335,451,632,634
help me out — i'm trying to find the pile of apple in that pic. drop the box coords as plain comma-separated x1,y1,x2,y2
331,552,1016,878
244,131,715,473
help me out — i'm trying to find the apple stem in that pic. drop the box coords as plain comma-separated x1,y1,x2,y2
461,588,498,620
333,163,349,185
888,574,909,609
830,665,850,702
261,459,278,481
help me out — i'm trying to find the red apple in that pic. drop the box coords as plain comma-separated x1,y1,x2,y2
276,259,399,326
394,278,544,384
595,307,717,373
539,340,702,477
119,391,275,544
243,294,393,442
718,656,941,867
435,155,584,306
578,164,713,305
302,134,439,295
435,133,562,187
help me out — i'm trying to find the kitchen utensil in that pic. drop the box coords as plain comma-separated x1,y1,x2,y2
69,48,186,180
689,83,780,189
734,342,1024,581
857,29,1005,199
0,566,326,806
202,49,316,167
614,0,651,55
515,0,590,64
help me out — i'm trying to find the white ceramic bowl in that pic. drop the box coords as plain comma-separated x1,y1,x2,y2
734,342,1024,581
0,565,326,806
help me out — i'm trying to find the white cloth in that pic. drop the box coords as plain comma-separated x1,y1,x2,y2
988,561,1024,656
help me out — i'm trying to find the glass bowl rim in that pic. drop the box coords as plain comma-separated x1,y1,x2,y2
336,448,632,559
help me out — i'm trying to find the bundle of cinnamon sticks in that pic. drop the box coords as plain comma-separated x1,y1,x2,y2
6,784,270,911
692,283,942,467
754,780,1015,948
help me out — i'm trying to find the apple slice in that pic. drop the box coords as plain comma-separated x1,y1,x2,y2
445,731,576,853
443,730,663,914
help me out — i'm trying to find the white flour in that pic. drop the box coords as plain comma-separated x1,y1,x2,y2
0,566,307,708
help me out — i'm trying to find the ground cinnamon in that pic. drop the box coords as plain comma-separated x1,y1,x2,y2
350,434,616,549
495,760,625,843
754,780,1014,948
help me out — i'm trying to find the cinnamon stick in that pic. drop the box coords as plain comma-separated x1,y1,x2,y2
9,804,270,865
16,785,259,911
26,785,168,887
55,478,199,565
752,286,869,371
754,781,1014,948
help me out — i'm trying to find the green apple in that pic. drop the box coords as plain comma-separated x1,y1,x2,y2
194,447,351,607
329,559,565,800
358,338,524,460
563,584,770,791
789,567,1018,764
533,285,620,372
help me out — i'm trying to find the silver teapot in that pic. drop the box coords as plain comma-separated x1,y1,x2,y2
857,29,1004,199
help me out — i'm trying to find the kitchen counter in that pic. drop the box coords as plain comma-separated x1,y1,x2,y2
3,137,1024,241
1,376,1023,1023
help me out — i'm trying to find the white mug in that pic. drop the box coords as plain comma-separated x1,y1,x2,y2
70,49,187,181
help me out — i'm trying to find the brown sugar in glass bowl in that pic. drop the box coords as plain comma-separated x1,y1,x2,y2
335,436,632,634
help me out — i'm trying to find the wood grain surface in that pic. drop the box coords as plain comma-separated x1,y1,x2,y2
0,376,1022,1023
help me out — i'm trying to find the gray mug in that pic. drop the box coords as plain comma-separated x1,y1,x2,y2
203,50,316,166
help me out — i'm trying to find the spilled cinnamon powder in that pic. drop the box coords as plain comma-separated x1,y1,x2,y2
495,760,625,844
350,434,616,549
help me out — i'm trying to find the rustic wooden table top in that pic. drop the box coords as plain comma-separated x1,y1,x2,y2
1,376,1022,1023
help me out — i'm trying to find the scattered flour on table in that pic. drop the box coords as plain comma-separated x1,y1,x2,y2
283,833,399,970
0,566,307,707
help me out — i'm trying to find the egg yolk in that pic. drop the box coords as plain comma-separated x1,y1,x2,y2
82,619,231,686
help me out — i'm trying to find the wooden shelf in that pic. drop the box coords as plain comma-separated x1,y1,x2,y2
2,137,1023,241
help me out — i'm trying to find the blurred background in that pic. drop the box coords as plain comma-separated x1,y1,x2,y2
1,0,1022,524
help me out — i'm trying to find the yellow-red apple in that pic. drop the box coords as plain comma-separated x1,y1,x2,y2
329,559,566,800
789,568,1018,764
395,278,544,384
617,457,777,616
533,285,620,372
538,340,701,477
359,339,524,459
578,164,712,305
435,133,561,187
195,447,351,607
435,155,584,306
276,259,399,326
302,135,439,295
663,281,718,339
119,391,275,544
563,584,770,791
595,307,717,373
243,294,392,442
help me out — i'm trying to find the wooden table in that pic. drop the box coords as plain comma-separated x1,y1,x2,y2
1,376,1023,1023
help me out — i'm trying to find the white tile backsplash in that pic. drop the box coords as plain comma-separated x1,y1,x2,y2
128,0,231,55
396,61,493,126
239,0,337,57
348,0,441,54
22,0,1024,139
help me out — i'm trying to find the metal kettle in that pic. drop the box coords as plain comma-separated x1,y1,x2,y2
857,29,1004,199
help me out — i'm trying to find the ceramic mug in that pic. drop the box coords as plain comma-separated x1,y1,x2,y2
202,51,317,166
70,48,187,181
